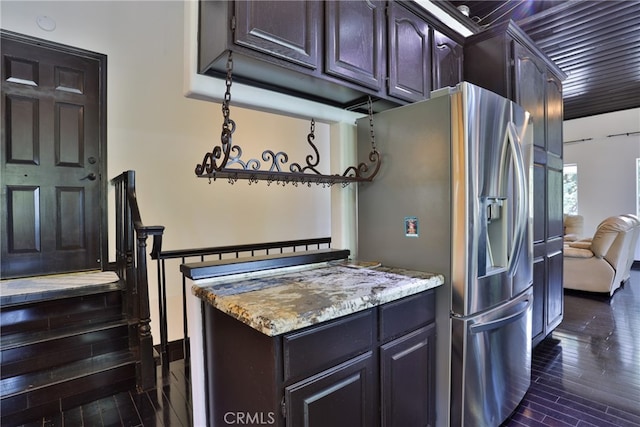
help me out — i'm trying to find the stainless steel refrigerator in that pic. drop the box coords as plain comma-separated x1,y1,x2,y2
356,82,534,426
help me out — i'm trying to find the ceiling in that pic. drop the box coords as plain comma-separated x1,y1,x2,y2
436,0,640,120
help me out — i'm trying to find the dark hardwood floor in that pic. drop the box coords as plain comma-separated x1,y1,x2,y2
16,269,640,427
15,360,193,427
503,268,640,427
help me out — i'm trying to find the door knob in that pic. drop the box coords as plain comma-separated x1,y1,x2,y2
84,172,97,181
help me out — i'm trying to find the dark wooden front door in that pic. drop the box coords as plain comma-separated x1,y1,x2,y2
1,31,107,279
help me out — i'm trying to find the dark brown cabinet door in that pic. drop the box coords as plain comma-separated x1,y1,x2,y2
433,30,463,90
513,42,546,149
380,324,435,427
387,3,431,102
532,162,546,244
285,352,375,427
546,75,564,157
546,243,564,331
1,33,105,279
547,165,564,239
531,254,546,342
325,0,385,91
234,0,320,69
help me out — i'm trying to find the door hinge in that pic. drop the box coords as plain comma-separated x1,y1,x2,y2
280,396,286,419
230,15,236,32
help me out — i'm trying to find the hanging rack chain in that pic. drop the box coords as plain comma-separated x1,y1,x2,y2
194,51,235,177
222,51,233,130
368,96,376,153
339,96,381,182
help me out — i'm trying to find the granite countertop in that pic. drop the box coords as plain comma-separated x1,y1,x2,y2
191,261,444,336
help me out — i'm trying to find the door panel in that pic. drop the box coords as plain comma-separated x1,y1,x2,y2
531,252,545,343
546,76,563,157
387,2,431,102
547,164,564,239
5,95,39,164
380,325,435,427
325,0,384,90
546,242,564,329
1,32,106,278
513,42,545,149
57,187,86,249
7,186,40,252
433,30,463,90
56,103,84,166
286,352,375,427
234,0,320,69
532,162,546,243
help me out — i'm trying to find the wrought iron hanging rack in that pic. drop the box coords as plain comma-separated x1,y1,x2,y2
194,51,381,187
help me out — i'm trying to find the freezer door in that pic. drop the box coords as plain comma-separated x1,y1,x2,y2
450,288,533,427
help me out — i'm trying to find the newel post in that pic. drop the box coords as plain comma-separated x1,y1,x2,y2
133,223,164,392
135,228,155,392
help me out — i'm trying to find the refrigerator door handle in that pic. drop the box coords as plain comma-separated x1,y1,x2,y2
469,296,532,333
504,121,528,277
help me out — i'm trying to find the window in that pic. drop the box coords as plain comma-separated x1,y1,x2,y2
563,164,578,215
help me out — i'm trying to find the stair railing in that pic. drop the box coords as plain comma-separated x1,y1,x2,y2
150,237,333,376
111,170,164,392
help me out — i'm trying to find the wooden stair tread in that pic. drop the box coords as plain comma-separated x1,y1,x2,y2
0,270,121,307
0,350,136,397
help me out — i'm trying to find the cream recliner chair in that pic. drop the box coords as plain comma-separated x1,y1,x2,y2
563,215,635,295
620,214,639,282
563,214,584,242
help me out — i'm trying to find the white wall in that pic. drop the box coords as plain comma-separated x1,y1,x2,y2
563,108,640,259
1,0,359,342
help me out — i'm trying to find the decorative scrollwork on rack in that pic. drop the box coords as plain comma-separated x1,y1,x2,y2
289,118,321,175
195,50,381,187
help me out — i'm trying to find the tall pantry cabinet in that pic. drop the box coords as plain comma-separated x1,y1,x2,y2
463,21,567,347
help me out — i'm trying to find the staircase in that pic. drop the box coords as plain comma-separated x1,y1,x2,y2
0,275,137,425
0,171,163,425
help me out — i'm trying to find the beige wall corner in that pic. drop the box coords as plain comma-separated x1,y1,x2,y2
330,122,358,256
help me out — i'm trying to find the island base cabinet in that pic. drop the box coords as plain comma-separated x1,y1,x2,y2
285,352,375,427
201,290,436,426
204,305,282,426
380,324,436,427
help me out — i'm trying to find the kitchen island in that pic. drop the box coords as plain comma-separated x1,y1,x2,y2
181,249,444,426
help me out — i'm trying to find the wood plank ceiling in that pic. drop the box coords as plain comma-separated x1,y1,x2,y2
438,0,640,120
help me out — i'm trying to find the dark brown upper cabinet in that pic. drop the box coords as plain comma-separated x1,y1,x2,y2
198,0,463,111
546,75,563,157
325,0,385,91
387,2,431,102
432,29,463,91
233,0,320,70
513,41,547,149
199,0,362,108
